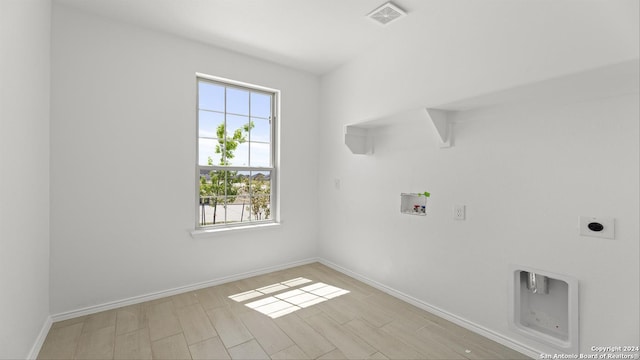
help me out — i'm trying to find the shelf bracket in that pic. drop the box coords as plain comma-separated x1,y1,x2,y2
425,108,453,148
344,125,373,155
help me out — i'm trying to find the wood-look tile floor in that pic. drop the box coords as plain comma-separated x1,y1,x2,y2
38,262,530,359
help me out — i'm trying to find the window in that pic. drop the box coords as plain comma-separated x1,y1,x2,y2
196,74,278,228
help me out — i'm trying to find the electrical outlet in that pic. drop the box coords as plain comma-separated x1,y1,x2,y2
454,205,465,220
579,216,614,239
334,178,341,190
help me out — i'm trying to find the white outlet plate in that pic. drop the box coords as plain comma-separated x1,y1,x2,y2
454,205,465,220
579,216,614,239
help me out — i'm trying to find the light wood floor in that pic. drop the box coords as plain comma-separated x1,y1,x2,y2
38,262,529,359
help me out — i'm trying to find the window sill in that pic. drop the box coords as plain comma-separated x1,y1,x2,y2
190,222,280,238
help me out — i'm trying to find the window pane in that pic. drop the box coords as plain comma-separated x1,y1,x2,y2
199,82,224,112
198,199,209,226
249,171,271,221
199,169,225,224
227,142,248,166
250,142,271,167
226,114,250,166
198,196,222,225
227,87,249,115
225,171,250,223
199,111,224,139
250,194,271,221
199,138,220,166
250,118,270,143
226,114,251,141
209,196,226,225
251,92,271,119
199,169,225,196
226,195,250,223
251,170,271,182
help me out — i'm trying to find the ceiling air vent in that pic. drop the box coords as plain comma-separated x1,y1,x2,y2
367,2,406,26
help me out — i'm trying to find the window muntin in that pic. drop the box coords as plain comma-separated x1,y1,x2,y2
196,76,277,228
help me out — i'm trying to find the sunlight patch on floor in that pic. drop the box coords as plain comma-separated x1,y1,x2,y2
229,278,349,318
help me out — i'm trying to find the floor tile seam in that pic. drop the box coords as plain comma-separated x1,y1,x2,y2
77,324,117,359
351,314,393,330
337,319,380,358
186,334,222,347
208,306,256,349
319,305,352,326
454,340,504,360
184,332,218,348
146,304,176,320
70,320,86,360
348,295,396,325
368,321,432,358
80,315,117,335
346,319,432,360
376,323,415,350
114,324,148,338
186,335,232,360
226,337,266,354
412,325,477,360
200,302,227,312
178,331,193,360
374,317,394,328
172,294,201,310
202,306,221,341
150,331,192,359
236,312,296,356
194,290,228,310
220,337,233,360
313,346,339,360
38,322,83,360
176,302,219,344
149,329,185,344
49,319,85,332
270,313,332,359
110,320,117,360
302,311,377,358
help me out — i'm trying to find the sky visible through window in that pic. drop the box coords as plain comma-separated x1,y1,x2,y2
198,81,272,167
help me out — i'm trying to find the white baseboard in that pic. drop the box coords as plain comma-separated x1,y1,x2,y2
27,315,52,360
51,257,318,322
319,258,540,359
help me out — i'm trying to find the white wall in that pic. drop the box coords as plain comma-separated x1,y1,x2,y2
318,1,639,354
0,0,51,358
320,93,639,352
50,5,320,314
324,0,639,122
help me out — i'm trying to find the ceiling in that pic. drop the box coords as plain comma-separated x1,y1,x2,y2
54,0,639,76
55,0,429,74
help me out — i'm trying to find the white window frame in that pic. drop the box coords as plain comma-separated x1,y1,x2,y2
195,73,279,231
